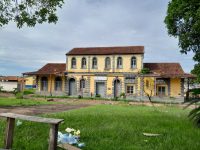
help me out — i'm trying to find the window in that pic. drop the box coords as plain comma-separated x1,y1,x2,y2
71,57,76,69
55,77,62,91
126,85,134,94
81,57,87,69
92,57,97,69
41,77,48,91
158,86,166,96
131,56,136,68
105,57,111,69
80,79,85,89
117,57,123,68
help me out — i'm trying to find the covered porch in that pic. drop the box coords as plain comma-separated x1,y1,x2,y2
23,63,67,96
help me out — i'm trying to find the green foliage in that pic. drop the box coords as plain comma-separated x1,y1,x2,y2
78,95,82,99
191,88,200,96
95,94,101,98
0,86,3,92
141,68,150,74
0,0,64,28
189,106,200,127
1,105,200,149
16,92,23,99
120,92,125,97
23,89,35,95
13,88,19,95
0,97,59,106
191,63,200,83
164,0,200,63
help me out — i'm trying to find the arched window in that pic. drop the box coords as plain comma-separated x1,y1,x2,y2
105,57,111,69
80,79,86,89
81,57,87,69
55,77,62,91
117,57,123,68
92,57,97,69
41,77,48,91
71,57,76,69
131,56,137,68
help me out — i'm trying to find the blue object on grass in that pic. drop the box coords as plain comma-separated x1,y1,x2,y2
78,143,85,148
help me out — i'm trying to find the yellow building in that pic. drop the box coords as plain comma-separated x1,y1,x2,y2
23,46,193,101
24,76,36,89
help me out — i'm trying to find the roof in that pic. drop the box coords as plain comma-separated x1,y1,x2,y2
0,76,24,82
23,63,66,75
143,63,193,78
66,46,144,55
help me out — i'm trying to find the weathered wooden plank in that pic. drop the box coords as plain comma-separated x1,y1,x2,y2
48,124,58,150
0,113,63,124
58,143,81,150
4,118,15,149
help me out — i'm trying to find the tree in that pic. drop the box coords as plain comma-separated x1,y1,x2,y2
165,0,200,127
165,0,200,82
0,0,64,28
191,63,200,83
143,77,154,102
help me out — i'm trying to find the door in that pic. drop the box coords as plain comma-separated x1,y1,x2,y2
157,86,166,96
96,82,105,97
69,78,76,96
114,79,121,98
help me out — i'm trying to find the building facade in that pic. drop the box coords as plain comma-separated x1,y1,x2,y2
23,46,193,101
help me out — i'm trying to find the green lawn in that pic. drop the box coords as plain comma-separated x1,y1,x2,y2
0,105,200,150
0,97,58,106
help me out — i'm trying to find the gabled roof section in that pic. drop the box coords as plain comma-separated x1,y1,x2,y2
23,63,66,75
0,76,24,82
66,46,144,55
143,63,186,77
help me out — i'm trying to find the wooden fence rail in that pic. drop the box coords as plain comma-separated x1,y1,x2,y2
0,113,64,150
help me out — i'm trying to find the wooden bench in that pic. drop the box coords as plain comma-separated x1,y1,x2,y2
0,113,64,150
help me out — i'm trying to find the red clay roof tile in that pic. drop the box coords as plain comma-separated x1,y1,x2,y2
66,46,144,55
23,63,66,75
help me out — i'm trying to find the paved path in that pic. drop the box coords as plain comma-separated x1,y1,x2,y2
0,104,91,115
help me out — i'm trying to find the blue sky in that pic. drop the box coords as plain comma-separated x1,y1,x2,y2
0,0,195,76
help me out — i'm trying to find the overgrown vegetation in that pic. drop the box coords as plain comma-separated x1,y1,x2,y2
141,68,150,74
23,89,36,95
0,105,200,149
0,97,59,106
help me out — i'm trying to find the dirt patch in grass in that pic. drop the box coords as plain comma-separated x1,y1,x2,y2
0,104,91,115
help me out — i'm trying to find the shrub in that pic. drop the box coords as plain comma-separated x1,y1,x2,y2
16,92,23,99
191,88,200,96
23,89,35,95
141,68,150,74
78,95,82,99
13,88,19,95
0,86,3,92
120,92,126,98
95,94,101,98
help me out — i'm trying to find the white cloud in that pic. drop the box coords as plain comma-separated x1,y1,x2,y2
0,0,195,75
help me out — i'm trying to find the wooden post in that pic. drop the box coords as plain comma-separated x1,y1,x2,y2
4,118,15,149
48,124,58,150
50,74,52,96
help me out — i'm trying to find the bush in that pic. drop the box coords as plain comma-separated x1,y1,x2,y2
0,86,3,92
141,68,150,74
23,89,35,95
78,95,82,99
95,94,101,98
16,92,23,99
191,88,200,96
13,88,19,95
120,92,126,98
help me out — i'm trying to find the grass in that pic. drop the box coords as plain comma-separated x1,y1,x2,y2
0,97,59,106
0,105,200,150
